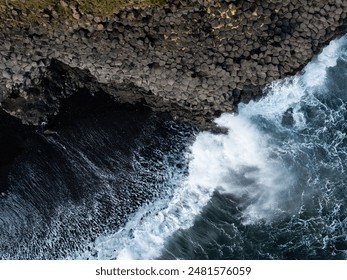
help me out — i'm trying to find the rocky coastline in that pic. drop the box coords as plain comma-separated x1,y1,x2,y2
1,0,347,128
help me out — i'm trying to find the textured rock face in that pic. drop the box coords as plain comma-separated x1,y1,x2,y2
1,0,347,128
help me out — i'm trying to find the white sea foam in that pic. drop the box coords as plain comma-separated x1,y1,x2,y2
81,113,291,259
77,35,347,260
241,36,347,125
76,149,214,259
302,35,347,88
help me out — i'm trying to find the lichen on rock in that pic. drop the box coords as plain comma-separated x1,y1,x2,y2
0,0,166,28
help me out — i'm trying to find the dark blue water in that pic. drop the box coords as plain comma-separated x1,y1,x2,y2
1,35,347,260
0,91,196,259
158,35,347,260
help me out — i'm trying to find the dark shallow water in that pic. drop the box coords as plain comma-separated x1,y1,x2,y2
1,36,347,260
0,90,196,259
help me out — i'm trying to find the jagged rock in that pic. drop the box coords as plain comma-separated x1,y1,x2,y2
0,0,347,129
2,71,11,79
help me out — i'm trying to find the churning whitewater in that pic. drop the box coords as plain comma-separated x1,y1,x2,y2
1,35,347,260
78,35,347,260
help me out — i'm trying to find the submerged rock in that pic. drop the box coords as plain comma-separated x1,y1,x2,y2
282,107,295,127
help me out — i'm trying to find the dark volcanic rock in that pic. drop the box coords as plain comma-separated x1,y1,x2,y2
1,0,347,128
282,107,295,127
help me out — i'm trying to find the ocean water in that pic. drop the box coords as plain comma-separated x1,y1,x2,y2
1,35,347,259
159,35,347,260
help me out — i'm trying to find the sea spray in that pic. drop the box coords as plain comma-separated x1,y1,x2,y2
2,35,347,260
158,34,347,259
88,35,347,259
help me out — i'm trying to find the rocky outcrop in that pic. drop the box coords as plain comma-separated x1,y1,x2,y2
1,0,347,128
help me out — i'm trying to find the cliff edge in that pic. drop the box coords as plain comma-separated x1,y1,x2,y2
1,0,347,128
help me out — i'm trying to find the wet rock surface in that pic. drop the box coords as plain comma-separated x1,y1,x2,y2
1,0,347,128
